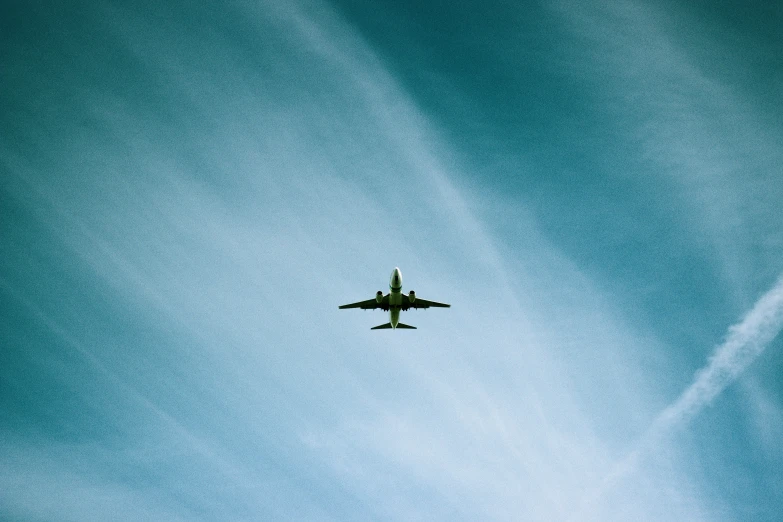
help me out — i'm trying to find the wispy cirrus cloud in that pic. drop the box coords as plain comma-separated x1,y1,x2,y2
571,274,783,520
548,0,783,306
3,0,781,520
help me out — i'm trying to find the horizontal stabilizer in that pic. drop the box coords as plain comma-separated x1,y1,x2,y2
370,323,417,330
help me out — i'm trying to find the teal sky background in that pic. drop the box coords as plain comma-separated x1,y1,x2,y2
2,1,782,520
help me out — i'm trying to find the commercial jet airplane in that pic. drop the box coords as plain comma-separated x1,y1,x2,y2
339,267,450,329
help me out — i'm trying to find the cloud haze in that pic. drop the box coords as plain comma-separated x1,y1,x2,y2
571,274,783,520
2,0,781,520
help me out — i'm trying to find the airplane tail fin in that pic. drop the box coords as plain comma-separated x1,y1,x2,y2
370,322,417,330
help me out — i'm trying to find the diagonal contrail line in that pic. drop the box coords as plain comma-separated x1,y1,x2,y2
570,274,783,520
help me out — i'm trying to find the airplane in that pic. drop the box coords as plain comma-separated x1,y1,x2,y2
339,267,450,329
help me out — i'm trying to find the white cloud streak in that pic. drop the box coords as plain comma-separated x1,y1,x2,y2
549,0,783,305
655,275,783,429
571,274,783,520
4,0,780,520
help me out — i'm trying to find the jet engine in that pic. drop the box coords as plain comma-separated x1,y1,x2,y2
408,290,416,303
376,290,383,303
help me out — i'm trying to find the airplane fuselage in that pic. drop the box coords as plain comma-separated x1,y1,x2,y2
388,267,403,328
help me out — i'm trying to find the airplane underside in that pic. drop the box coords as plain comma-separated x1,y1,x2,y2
338,267,450,330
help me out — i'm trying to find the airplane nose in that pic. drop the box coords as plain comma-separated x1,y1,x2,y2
390,267,402,289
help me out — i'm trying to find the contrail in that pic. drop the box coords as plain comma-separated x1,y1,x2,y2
570,274,783,520
653,274,783,431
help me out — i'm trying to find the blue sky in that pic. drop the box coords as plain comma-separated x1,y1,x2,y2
2,0,782,520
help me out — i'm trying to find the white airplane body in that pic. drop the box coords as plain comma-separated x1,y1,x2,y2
339,267,450,329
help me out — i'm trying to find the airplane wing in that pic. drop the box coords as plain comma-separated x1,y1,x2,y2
339,294,389,310
402,294,451,310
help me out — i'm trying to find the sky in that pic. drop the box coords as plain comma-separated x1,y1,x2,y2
1,0,782,520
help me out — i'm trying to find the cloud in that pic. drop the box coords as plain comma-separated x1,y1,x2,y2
4,0,780,520
655,275,783,428
741,379,783,462
546,0,783,308
1,441,189,522
570,274,783,520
